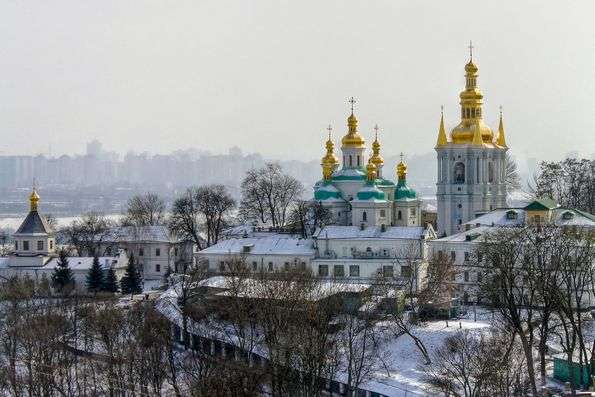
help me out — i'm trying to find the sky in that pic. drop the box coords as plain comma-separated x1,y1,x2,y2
0,0,594,161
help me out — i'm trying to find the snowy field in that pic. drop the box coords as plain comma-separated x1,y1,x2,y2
362,315,492,396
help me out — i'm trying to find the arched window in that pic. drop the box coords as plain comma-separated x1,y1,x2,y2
357,155,360,166
362,211,367,222
349,155,353,167
475,157,480,183
454,162,465,184
488,162,494,183
397,210,402,220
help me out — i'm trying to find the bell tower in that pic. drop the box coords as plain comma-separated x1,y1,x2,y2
435,44,508,236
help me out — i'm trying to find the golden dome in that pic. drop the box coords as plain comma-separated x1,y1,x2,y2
450,54,495,145
397,159,407,180
29,189,40,211
321,125,339,179
366,161,377,182
341,112,366,148
369,125,384,167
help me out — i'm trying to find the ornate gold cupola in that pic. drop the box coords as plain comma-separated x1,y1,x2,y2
29,188,40,211
368,124,384,176
341,97,366,149
321,124,339,180
450,42,494,145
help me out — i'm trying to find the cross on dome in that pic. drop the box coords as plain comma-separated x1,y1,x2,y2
326,124,333,139
348,97,356,114
468,40,474,61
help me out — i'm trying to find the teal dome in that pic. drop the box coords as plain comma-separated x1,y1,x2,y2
314,182,343,201
395,178,417,200
356,183,386,201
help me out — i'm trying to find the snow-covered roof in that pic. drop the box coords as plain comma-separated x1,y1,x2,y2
464,207,595,228
198,234,315,256
433,226,496,243
314,225,430,240
42,255,126,271
102,225,175,243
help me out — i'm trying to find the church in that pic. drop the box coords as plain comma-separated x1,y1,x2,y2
313,99,422,229
435,46,508,236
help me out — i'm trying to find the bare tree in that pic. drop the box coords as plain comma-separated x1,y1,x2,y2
59,212,113,256
239,163,303,228
423,329,529,396
505,152,521,191
195,184,236,246
288,200,334,237
123,192,166,226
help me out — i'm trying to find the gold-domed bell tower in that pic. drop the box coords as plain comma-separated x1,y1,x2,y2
435,42,508,236
368,124,384,178
341,97,366,169
321,124,339,181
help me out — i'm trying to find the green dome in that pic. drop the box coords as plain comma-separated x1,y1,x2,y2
395,178,417,200
356,183,386,201
314,182,343,201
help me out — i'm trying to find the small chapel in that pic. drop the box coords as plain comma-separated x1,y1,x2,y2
313,99,422,228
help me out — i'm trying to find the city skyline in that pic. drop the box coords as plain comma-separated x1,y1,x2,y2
1,1,594,161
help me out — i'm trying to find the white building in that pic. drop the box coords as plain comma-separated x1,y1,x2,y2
98,226,196,290
0,189,129,292
428,199,595,302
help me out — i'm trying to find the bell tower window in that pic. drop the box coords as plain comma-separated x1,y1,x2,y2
349,156,353,167
454,162,465,184
357,155,360,166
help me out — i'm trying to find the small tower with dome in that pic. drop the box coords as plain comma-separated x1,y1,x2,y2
10,188,57,267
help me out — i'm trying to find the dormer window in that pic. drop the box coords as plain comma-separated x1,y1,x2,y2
562,211,574,220
506,210,518,220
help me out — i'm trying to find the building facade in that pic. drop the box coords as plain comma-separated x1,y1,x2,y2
435,53,508,237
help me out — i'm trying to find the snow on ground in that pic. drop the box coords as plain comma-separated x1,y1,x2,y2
361,312,494,396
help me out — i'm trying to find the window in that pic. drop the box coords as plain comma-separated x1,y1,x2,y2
454,162,465,184
488,162,494,183
37,240,43,250
380,209,386,218
14,241,17,250
156,248,161,256
49,240,53,250
349,155,353,167
156,264,161,272
219,261,225,271
268,262,274,272
464,252,469,262
318,264,329,277
451,251,456,261
334,265,345,277
349,265,360,277
357,155,360,166
383,265,394,278
23,241,29,251
139,248,144,256
464,271,469,282
401,265,412,278
252,261,258,271
397,210,402,220
437,250,444,259
411,208,416,216
362,211,367,222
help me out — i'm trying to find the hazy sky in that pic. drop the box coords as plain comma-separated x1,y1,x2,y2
0,1,594,161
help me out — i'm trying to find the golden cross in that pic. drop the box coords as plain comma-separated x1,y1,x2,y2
349,96,356,114
441,104,444,114
326,124,332,139
374,124,379,140
499,105,503,115
468,40,474,61
400,152,404,162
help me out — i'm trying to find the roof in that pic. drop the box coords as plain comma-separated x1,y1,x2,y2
464,207,595,228
14,211,52,235
524,198,559,211
314,225,430,240
42,255,126,271
102,225,175,243
356,184,386,201
198,234,315,256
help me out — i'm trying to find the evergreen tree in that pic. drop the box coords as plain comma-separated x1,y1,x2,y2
86,254,104,293
120,254,142,295
52,248,75,294
102,266,119,293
